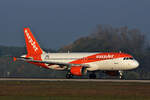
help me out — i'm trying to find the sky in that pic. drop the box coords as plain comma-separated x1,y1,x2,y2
0,0,150,49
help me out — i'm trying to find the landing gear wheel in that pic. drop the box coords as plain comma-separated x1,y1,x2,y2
119,71,125,80
89,73,96,79
119,75,125,80
66,73,73,79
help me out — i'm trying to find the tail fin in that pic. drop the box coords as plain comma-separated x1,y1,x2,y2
24,28,44,59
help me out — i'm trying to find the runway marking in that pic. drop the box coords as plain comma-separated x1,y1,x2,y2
0,78,150,83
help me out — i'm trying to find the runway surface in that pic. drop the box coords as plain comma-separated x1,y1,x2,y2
0,78,150,83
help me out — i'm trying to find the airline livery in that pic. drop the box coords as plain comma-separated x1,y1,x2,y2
13,28,139,79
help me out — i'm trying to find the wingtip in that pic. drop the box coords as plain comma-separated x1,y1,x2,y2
13,57,17,62
24,27,29,31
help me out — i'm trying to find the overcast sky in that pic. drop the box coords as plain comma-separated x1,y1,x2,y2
0,0,150,49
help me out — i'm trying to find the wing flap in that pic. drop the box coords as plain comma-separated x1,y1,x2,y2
14,57,90,67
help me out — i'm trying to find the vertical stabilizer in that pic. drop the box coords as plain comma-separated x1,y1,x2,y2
24,28,43,59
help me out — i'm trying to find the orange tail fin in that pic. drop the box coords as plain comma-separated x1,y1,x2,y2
24,28,44,59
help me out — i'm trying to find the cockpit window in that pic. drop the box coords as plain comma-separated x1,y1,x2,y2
123,57,134,60
129,57,134,60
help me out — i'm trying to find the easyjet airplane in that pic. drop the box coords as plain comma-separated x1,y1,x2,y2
13,28,139,79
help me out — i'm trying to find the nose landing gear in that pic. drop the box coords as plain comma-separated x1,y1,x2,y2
119,71,125,79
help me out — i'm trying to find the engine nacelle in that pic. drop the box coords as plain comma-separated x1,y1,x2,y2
70,66,87,76
105,71,119,76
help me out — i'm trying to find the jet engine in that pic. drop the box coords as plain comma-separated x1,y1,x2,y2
70,66,87,76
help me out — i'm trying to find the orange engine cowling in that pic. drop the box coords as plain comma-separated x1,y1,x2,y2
70,66,87,76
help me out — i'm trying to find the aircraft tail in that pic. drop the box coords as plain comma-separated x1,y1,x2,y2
24,28,44,60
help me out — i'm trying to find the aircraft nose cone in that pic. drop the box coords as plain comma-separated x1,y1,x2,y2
131,60,139,69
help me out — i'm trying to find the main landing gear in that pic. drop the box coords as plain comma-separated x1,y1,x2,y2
66,72,73,79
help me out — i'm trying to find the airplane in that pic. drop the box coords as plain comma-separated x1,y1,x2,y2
13,27,139,79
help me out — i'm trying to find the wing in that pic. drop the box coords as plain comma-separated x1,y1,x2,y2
13,57,90,68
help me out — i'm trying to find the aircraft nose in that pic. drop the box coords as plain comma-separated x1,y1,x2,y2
131,60,139,69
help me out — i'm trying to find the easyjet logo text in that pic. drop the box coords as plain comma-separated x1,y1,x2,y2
25,29,38,52
96,54,114,59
